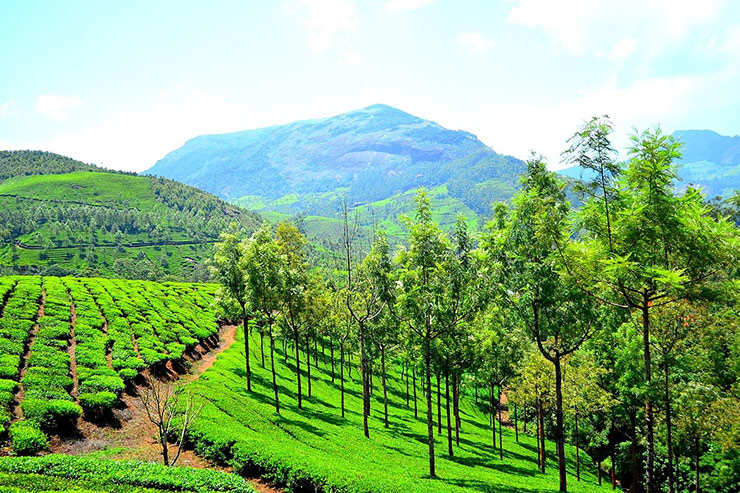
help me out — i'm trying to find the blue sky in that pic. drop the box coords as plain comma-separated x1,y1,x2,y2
1,0,739,171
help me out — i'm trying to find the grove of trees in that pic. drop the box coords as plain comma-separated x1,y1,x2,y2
213,119,739,493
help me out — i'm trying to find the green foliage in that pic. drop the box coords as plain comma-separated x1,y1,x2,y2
9,421,48,456
0,454,255,492
0,150,101,183
21,399,82,431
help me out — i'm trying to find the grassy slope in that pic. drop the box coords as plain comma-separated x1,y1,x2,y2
186,328,610,493
0,171,259,279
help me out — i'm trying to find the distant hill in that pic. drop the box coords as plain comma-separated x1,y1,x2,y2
0,150,103,182
559,129,740,198
0,151,261,280
147,104,527,233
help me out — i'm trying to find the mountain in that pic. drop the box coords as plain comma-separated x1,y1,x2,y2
147,105,526,227
0,151,261,280
560,129,740,198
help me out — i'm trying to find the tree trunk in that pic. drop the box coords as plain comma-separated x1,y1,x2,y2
314,336,318,367
538,397,546,474
283,335,287,363
305,333,312,398
381,347,389,428
497,385,503,460
597,460,601,485
490,381,496,449
611,449,616,490
413,366,418,419
664,362,674,493
405,363,409,407
330,339,335,382
641,302,655,493
575,412,580,481
160,429,169,466
340,340,345,417
554,357,567,492
359,322,369,439
242,311,251,392
445,368,453,457
269,323,279,415
514,403,519,443
437,371,442,435
535,404,541,467
424,337,436,478
294,328,302,409
454,373,461,445
260,330,265,368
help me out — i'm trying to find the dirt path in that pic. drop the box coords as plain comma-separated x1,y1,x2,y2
13,288,45,419
49,324,281,493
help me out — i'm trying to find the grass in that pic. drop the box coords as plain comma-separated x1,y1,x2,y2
184,328,611,492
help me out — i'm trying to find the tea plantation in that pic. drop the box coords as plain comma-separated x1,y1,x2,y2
0,275,220,453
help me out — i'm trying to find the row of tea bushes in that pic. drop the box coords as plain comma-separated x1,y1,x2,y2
63,278,126,416
83,279,144,380
0,277,41,435
20,277,80,431
0,454,257,492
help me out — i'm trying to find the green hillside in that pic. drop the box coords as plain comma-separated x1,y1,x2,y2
183,327,609,493
0,150,102,183
0,152,261,280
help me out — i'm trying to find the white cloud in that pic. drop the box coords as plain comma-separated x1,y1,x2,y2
709,26,740,53
457,32,495,54
608,37,637,61
384,0,433,14
507,0,726,57
341,50,361,65
36,94,82,121
463,73,707,170
0,100,11,117
285,0,358,53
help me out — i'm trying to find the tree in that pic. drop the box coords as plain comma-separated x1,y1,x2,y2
139,374,203,466
563,352,613,483
395,189,466,478
485,158,599,491
275,220,311,409
563,126,739,493
211,225,252,391
342,204,393,438
510,349,554,473
244,225,283,414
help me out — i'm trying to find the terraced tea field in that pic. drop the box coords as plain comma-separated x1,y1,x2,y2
0,275,220,452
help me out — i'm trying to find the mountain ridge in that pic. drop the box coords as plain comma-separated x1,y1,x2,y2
145,104,526,218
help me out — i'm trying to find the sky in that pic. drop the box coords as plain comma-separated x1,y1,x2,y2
1,0,739,172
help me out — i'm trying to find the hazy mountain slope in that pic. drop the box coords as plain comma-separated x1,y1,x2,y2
0,151,260,280
147,105,526,219
559,129,740,198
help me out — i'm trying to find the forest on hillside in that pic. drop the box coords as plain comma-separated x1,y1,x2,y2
209,119,739,493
